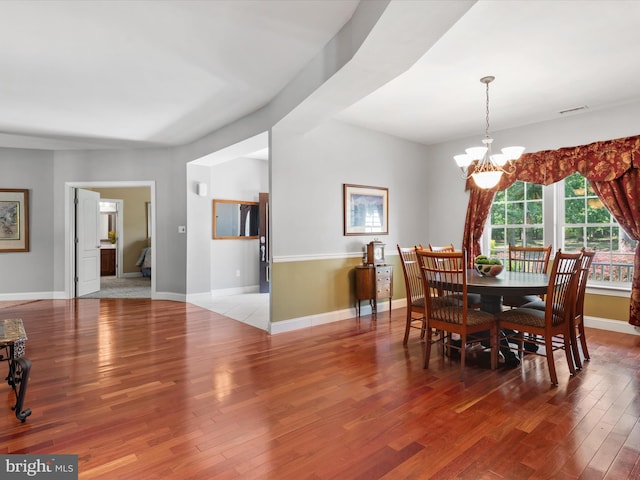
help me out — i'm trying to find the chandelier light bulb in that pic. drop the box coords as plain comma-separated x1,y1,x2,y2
472,170,503,189
501,146,525,160
490,153,508,166
465,146,488,161
454,154,472,168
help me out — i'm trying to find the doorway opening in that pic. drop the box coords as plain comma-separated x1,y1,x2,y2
64,181,155,299
186,131,270,331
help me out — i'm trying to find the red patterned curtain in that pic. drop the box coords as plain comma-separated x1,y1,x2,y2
590,169,640,326
463,134,640,325
462,188,495,268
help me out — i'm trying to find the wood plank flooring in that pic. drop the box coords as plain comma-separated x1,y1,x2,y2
0,299,638,479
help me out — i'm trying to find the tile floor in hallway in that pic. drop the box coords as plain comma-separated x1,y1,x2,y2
191,292,270,331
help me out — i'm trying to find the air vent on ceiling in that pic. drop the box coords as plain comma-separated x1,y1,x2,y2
559,105,589,115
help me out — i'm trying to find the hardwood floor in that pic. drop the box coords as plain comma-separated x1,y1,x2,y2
0,299,638,479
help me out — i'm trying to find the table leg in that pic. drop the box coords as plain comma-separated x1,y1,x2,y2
477,294,521,368
7,357,31,422
480,294,503,314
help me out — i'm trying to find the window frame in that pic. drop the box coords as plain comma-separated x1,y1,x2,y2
483,180,552,259
481,176,633,294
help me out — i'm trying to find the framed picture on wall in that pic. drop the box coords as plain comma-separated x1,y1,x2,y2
0,189,29,252
343,184,388,236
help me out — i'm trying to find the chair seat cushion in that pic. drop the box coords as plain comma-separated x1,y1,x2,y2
520,299,545,311
502,294,542,308
519,299,568,319
467,293,481,305
411,297,425,308
431,307,495,326
497,307,546,328
448,292,481,306
430,296,461,310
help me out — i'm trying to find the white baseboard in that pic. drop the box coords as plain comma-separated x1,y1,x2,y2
153,292,185,302
269,298,403,334
121,272,143,278
0,291,186,303
270,300,640,336
584,315,640,335
186,287,260,304
269,307,355,334
186,292,213,303
209,286,260,297
0,292,59,301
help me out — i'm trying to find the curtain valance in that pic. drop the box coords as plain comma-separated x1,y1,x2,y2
466,134,640,191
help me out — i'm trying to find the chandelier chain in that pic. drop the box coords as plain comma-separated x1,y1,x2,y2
485,80,490,139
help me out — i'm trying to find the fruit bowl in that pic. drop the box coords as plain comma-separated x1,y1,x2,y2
474,255,504,277
475,263,504,277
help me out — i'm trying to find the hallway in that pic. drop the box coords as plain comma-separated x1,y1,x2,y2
79,276,151,299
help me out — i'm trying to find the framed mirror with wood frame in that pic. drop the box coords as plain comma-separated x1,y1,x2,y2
212,199,259,239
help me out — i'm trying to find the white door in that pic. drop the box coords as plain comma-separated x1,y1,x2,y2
76,188,100,296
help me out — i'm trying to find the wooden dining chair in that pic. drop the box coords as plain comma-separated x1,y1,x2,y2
502,244,552,308
425,244,481,309
570,249,596,369
496,250,581,385
416,249,498,379
518,248,595,371
397,245,426,345
427,243,455,253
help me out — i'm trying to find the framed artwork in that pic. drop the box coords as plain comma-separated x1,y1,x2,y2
343,184,388,236
0,189,29,252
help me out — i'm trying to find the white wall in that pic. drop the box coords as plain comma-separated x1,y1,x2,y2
0,148,55,297
209,157,268,290
271,119,431,259
186,163,212,295
53,148,184,296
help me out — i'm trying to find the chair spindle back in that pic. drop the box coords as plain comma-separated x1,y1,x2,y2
545,250,581,326
508,245,552,274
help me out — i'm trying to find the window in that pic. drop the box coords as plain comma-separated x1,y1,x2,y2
487,181,544,261
484,173,636,287
562,173,636,285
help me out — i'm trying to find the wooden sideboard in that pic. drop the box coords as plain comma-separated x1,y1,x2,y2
355,264,393,318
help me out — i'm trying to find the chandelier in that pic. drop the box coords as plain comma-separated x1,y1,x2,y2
454,76,524,189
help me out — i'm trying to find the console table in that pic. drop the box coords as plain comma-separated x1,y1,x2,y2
0,319,31,422
355,264,393,318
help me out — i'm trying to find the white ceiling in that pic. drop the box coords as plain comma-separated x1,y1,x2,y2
0,0,358,150
337,0,640,145
1,0,640,151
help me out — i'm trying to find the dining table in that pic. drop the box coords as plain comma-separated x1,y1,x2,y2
465,269,549,313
